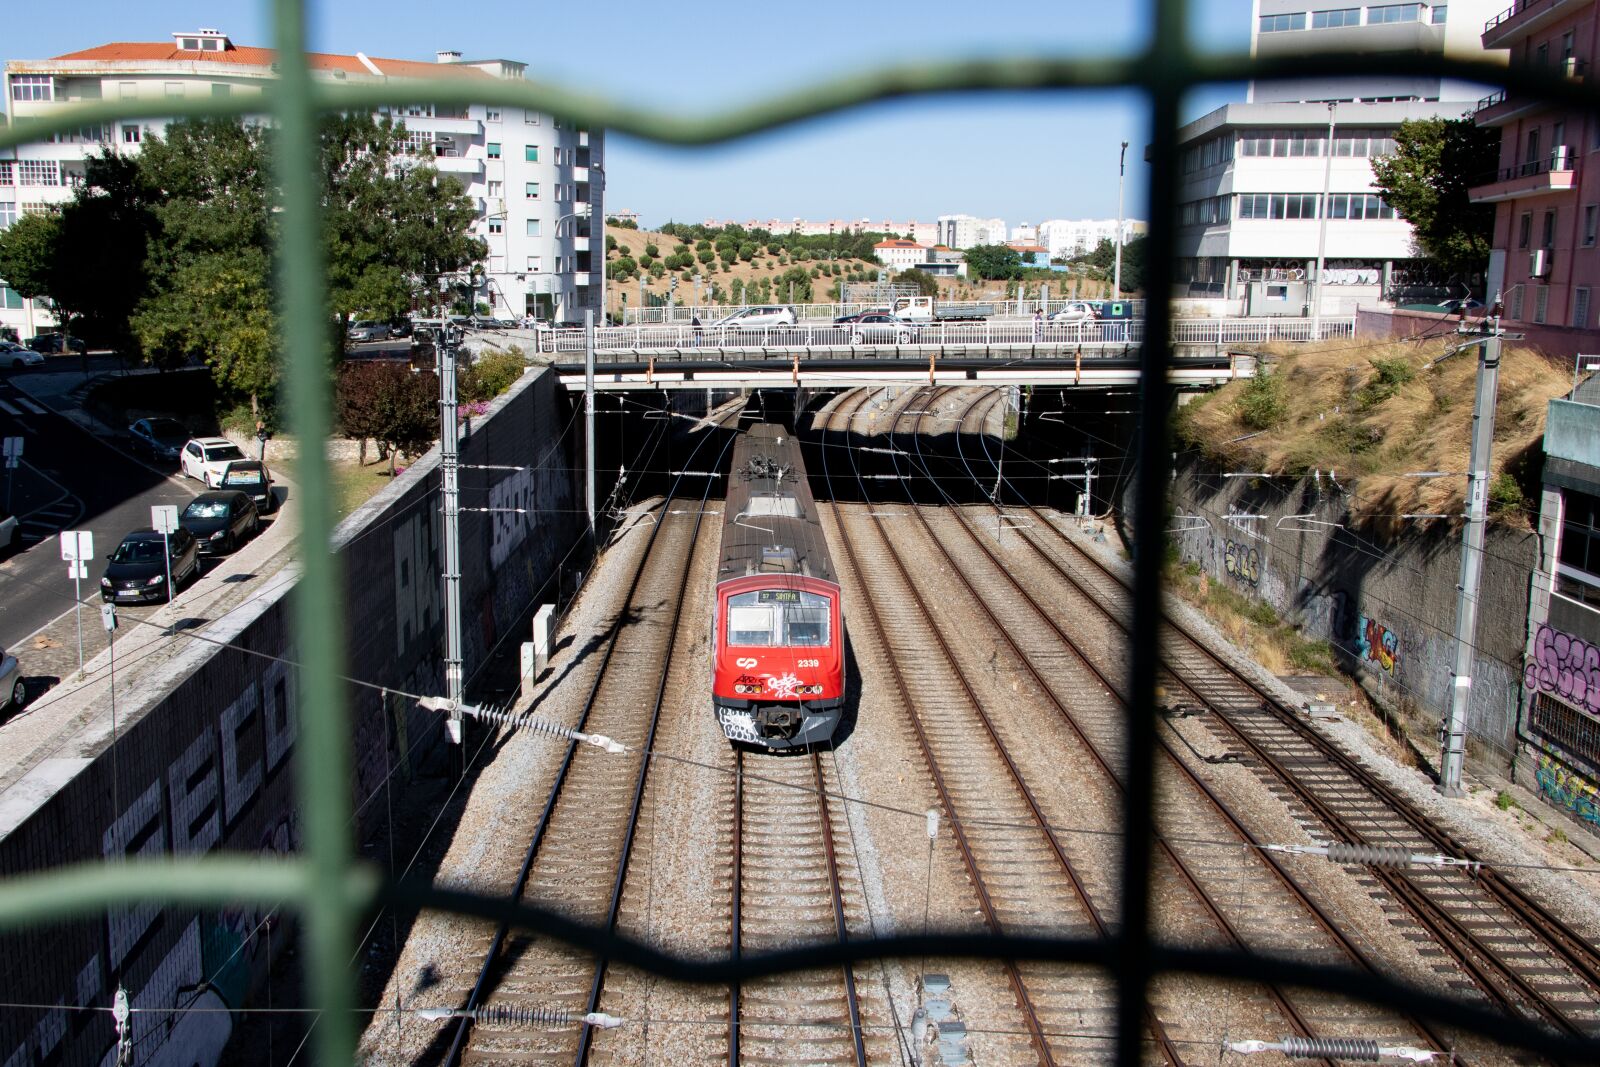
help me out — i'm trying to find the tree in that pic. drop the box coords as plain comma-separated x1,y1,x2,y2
963,244,1023,280
897,268,940,298
336,362,438,473
1371,117,1499,282
0,213,62,303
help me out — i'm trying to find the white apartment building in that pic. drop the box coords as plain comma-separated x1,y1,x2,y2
1171,0,1504,313
1010,222,1039,244
873,239,930,269
936,214,1008,249
1036,218,1149,260
1,29,603,337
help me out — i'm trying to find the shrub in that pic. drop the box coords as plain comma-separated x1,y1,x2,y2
1238,370,1287,430
1489,472,1525,516
460,349,526,403
1495,790,1517,811
605,234,618,253
644,242,660,258
1357,357,1416,409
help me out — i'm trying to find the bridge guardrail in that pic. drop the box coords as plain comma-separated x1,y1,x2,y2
521,316,1354,356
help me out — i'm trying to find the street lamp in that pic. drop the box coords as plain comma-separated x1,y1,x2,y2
1312,101,1336,340
1113,140,1129,299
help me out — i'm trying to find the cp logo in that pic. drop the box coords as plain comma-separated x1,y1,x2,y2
734,657,758,669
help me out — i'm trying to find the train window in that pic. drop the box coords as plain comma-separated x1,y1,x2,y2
727,590,831,647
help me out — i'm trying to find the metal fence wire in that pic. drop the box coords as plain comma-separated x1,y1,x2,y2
3,1,1600,1064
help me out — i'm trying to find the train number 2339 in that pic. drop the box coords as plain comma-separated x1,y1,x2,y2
796,659,820,668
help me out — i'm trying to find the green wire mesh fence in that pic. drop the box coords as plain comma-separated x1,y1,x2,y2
2,0,1599,1063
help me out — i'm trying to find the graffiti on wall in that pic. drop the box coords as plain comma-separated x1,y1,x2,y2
1354,614,1399,673
1523,623,1600,717
1534,753,1600,825
1223,540,1261,585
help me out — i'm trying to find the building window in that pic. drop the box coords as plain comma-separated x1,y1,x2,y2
1585,205,1597,247
527,256,542,272
122,124,141,144
0,284,22,309
525,112,539,125
525,181,540,199
1574,288,1591,328
488,218,503,235
164,82,183,99
0,163,11,187
1431,5,1448,24
1510,286,1525,319
1259,12,1306,31
1558,489,1600,608
1543,209,1557,247
1519,212,1533,248
525,146,539,162
526,219,541,237
1368,3,1421,24
0,203,16,229
16,161,60,187
213,83,231,97
486,108,501,122
1535,284,1550,323
1536,41,1550,66
1311,7,1360,28
119,82,137,100
487,143,501,159
1563,30,1576,60
10,75,53,102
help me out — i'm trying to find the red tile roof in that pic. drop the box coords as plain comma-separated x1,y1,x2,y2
47,42,493,79
874,239,926,249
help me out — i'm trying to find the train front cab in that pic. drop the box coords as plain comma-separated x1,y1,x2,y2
712,574,845,749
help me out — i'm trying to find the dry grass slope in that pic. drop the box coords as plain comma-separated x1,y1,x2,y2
1175,337,1572,532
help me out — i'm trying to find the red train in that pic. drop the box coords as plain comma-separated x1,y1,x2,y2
711,423,846,749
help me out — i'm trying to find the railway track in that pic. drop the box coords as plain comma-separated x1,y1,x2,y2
443,414,738,1066
951,387,1600,1048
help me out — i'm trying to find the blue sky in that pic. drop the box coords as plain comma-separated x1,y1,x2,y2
4,0,1257,228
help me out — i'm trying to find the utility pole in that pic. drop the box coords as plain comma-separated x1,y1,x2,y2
1113,140,1129,299
1439,308,1505,795
1312,101,1336,340
439,327,464,741
584,309,597,547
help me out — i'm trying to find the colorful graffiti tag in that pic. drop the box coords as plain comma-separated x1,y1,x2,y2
1223,540,1261,585
1523,623,1600,717
1354,615,1399,673
1534,753,1600,826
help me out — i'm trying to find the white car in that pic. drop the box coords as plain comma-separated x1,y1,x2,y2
180,437,249,488
1049,302,1097,324
714,306,798,328
0,646,23,712
0,341,44,369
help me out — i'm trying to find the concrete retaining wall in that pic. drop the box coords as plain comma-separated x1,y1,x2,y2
0,368,582,1067
1163,459,1536,764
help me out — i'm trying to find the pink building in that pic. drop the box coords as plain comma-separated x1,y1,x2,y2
1469,0,1600,355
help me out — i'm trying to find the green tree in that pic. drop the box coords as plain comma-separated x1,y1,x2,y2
697,247,715,266
0,212,62,304
776,266,813,303
1371,117,1500,281
336,362,438,474
963,244,1023,280
644,242,660,258
898,268,940,297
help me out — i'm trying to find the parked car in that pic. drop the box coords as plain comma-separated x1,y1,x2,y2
24,333,87,355
0,341,44,369
0,645,24,712
179,491,260,555
99,527,199,604
347,320,392,343
180,437,249,487
844,313,920,345
128,418,191,462
714,306,798,328
1049,301,1097,324
218,460,275,514
0,509,15,553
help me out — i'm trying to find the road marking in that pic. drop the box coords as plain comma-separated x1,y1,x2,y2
0,400,20,416
14,398,46,416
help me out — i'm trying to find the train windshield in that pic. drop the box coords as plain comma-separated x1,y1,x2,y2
726,589,831,647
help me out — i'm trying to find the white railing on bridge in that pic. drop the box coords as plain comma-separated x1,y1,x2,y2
520,316,1355,355
620,298,1148,325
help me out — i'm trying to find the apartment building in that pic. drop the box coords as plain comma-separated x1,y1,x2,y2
1035,218,1149,261
1172,0,1503,314
0,29,603,335
935,214,1008,250
873,239,930,269
1467,0,1600,351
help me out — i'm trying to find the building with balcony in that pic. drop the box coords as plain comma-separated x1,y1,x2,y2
1035,218,1149,261
0,29,603,336
1467,0,1600,350
1171,1,1505,313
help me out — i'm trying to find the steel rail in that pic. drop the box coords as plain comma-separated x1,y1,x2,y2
813,751,871,1067
908,389,1458,1059
973,435,1600,1042
443,405,741,1065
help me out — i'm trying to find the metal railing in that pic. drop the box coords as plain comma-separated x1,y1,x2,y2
2,4,1598,1067
621,297,1145,324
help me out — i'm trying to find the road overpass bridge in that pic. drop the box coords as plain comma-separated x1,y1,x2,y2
473,316,1349,392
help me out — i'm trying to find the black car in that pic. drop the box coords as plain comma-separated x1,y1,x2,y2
25,333,87,354
180,491,260,555
99,528,199,604
128,417,190,463
218,460,276,514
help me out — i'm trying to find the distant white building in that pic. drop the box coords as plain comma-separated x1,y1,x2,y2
0,29,604,335
873,239,930,270
1010,222,1038,244
936,214,1008,249
1036,218,1148,261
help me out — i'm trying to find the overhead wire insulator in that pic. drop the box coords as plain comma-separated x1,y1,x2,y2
1264,841,1479,873
417,697,625,753
416,1004,624,1029
1225,1036,1438,1062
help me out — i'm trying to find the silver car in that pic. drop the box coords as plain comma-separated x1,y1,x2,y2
0,647,24,712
